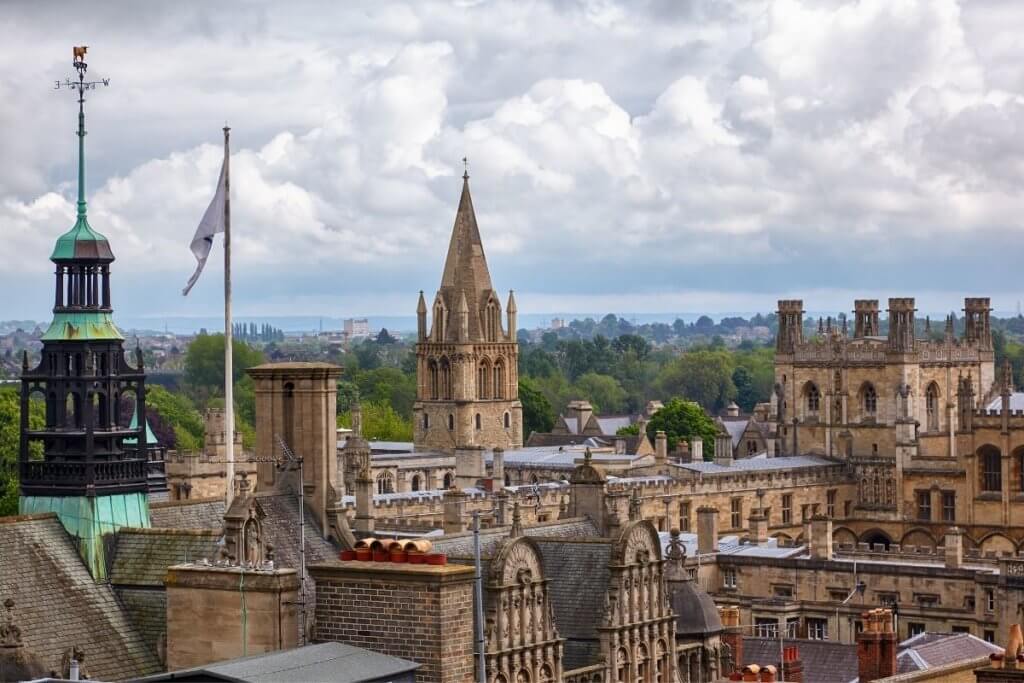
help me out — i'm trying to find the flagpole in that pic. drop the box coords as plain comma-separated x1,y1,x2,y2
223,125,235,508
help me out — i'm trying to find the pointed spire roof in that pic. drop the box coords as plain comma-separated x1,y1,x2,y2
417,290,427,314
507,289,517,313
436,174,496,341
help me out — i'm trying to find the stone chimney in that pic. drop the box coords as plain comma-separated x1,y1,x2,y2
491,447,505,487
455,446,485,490
690,436,704,462
442,487,467,535
614,437,627,455
749,509,769,545
567,400,594,435
810,514,833,560
697,506,719,554
857,608,897,682
569,449,607,533
781,645,804,683
655,430,668,465
346,404,375,534
720,606,743,677
310,561,476,683
945,527,964,569
165,564,299,670
715,426,733,466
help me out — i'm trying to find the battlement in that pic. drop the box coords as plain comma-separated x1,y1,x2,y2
834,541,1012,565
964,297,992,311
854,300,880,311
887,297,916,311
777,300,804,312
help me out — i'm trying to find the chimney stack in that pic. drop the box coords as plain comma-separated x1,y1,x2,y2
945,527,963,569
759,665,777,682
810,514,833,560
857,609,897,682
690,436,704,462
655,430,668,465
716,426,734,466
782,645,804,683
491,447,505,487
442,487,467,534
749,508,769,545
697,506,719,554
720,606,744,676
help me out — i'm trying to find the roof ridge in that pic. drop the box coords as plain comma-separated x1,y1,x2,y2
0,512,59,525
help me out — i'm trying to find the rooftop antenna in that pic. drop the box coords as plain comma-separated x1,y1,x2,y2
276,434,307,646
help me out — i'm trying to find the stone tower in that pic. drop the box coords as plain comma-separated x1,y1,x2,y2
413,173,522,455
775,300,804,354
19,49,150,579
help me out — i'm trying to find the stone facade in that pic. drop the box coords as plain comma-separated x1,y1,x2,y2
412,175,523,459
166,408,255,501
310,561,476,683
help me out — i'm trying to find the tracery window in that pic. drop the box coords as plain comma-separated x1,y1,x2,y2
926,383,940,431
863,384,878,415
806,383,820,413
981,446,1002,492
477,360,491,399
376,471,394,495
493,360,506,399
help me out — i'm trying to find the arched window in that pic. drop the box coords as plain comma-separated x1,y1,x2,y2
504,412,511,429
805,383,820,413
493,360,506,399
926,383,940,431
636,643,650,683
477,360,491,399
616,647,631,683
428,360,439,399
655,640,669,683
475,413,482,430
981,446,1002,492
376,472,394,495
433,300,446,341
863,384,878,415
411,474,421,492
448,413,454,431
443,472,454,490
423,413,429,429
440,358,452,400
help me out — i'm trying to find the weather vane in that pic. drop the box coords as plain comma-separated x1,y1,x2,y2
55,46,110,95
462,156,469,180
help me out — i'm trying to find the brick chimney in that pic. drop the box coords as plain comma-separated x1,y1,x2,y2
720,606,743,676
945,526,964,569
858,608,897,682
781,645,804,683
311,561,476,683
697,506,719,554
810,514,833,560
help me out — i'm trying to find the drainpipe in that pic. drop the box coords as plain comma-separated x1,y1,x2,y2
473,511,486,683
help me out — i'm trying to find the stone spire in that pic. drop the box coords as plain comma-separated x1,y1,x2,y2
437,173,495,342
511,501,523,537
416,290,427,341
507,290,518,336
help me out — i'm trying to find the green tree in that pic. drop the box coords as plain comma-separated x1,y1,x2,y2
573,372,628,414
656,350,737,412
519,378,555,440
338,401,413,441
143,385,206,451
0,387,44,516
184,333,265,399
644,398,718,456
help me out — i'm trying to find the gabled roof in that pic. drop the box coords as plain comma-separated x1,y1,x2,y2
896,632,1001,674
109,527,222,587
0,513,161,680
150,497,226,530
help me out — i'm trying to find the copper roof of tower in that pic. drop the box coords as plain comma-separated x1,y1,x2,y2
437,174,498,341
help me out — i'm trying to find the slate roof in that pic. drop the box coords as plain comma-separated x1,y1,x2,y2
0,513,161,680
150,497,226,530
116,588,166,659
896,632,1001,674
719,417,749,449
136,641,420,682
110,528,223,586
431,517,599,558
595,416,634,434
743,637,857,683
525,433,647,454
673,455,837,474
986,392,1024,411
534,538,613,671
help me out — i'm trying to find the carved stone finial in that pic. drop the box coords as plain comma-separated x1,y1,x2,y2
584,447,592,466
628,488,642,521
511,501,523,537
666,528,688,565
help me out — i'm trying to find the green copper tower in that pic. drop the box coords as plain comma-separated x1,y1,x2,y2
19,47,150,580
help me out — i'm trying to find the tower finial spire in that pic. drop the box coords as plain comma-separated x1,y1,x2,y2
462,156,469,181
57,46,110,222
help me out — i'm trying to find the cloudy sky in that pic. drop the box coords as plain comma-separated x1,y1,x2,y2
2,0,1023,322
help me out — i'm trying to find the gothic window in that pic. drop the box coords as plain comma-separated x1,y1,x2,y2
655,640,669,683
516,670,530,683
428,360,439,399
980,446,1002,492
636,643,649,683
440,358,452,400
411,475,421,492
447,413,454,431
805,383,820,413
423,413,429,429
486,300,501,342
616,647,631,683
926,383,940,431
65,391,81,428
475,413,482,430
539,665,554,683
863,384,878,415
494,360,506,399
443,472,454,489
433,300,446,341
478,360,491,399
504,412,511,429
376,472,395,495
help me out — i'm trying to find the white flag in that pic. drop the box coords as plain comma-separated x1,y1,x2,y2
182,155,228,295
